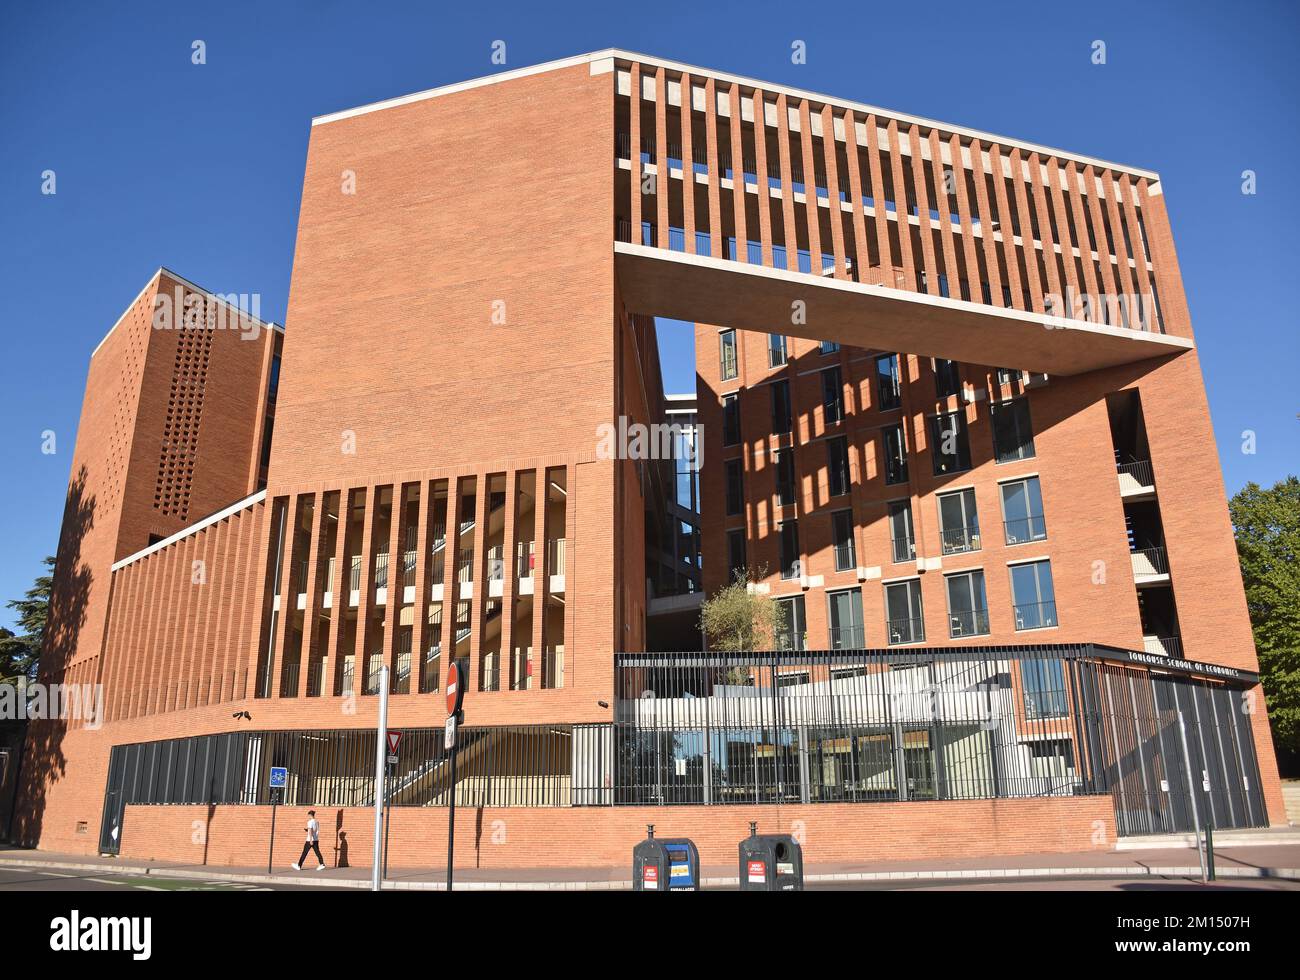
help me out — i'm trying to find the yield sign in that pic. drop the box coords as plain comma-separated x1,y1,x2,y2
386,730,403,755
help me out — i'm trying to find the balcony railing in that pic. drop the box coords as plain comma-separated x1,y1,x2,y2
374,551,390,590
364,656,383,695
948,609,990,638
392,652,411,695
1003,515,1047,545
1117,458,1155,493
348,555,361,592
419,644,441,694
1131,546,1169,579
939,525,981,555
486,544,505,582
480,658,501,693
306,659,327,698
828,626,865,650
542,648,565,689
1013,601,1058,631
545,538,567,576
1024,688,1069,720
279,661,300,698
891,536,916,564
456,548,474,583
1143,635,1182,658
886,617,924,646
516,541,536,578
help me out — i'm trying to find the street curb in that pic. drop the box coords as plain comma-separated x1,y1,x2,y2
2,857,1297,890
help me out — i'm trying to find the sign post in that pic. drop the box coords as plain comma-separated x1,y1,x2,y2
267,767,287,875
383,730,402,878
445,658,467,891
371,666,389,892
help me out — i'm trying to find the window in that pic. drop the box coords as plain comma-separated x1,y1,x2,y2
719,330,738,381
933,358,960,399
937,488,980,555
775,450,796,506
821,367,843,423
775,595,806,651
724,459,743,516
768,334,787,367
930,410,971,475
722,394,740,446
1000,477,1047,545
828,588,864,648
1022,658,1068,719
946,570,989,637
888,500,915,563
770,380,792,434
267,354,282,403
827,436,850,497
1010,559,1057,630
883,423,908,485
819,339,840,355
996,367,1019,385
992,397,1035,462
832,510,857,571
875,353,902,411
779,520,801,580
884,579,924,645
727,529,747,581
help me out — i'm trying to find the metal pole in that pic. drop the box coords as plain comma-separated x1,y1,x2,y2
383,766,392,879
446,735,458,891
267,789,277,875
1176,710,1206,882
372,666,389,892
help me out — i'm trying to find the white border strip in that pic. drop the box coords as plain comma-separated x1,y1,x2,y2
311,47,1159,179
112,490,267,572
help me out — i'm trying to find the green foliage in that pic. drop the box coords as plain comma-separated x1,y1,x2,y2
699,569,788,653
1230,478,1300,753
1,556,53,686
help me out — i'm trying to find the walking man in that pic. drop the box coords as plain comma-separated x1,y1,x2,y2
292,809,326,870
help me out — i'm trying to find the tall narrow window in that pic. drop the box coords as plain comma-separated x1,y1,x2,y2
888,499,915,563
727,529,748,581
1023,658,1068,718
1000,476,1047,544
779,520,800,580
720,330,738,381
946,570,989,638
832,509,856,571
775,450,796,507
776,595,806,650
827,436,850,497
930,410,971,475
768,334,787,367
722,394,741,446
876,353,902,411
937,488,980,555
770,379,792,434
724,459,743,516
1010,559,1057,630
933,358,961,399
883,423,908,485
821,367,843,423
991,397,1036,462
828,588,864,648
884,579,924,645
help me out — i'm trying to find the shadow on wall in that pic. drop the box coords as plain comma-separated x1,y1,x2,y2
8,467,95,846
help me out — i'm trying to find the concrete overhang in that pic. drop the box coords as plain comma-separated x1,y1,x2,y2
614,242,1193,376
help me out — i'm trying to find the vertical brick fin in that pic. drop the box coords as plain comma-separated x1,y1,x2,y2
628,63,642,243
908,126,939,295
1118,174,1153,330
1084,165,1119,316
728,82,748,264
797,100,822,270
819,105,848,279
1138,180,1192,339
1065,162,1101,321
295,493,326,698
703,77,724,258
679,73,697,254
1101,171,1141,312
751,88,775,266
774,94,799,271
928,130,961,300
1046,159,1083,320
969,140,1004,308
1027,153,1064,312
949,134,982,306
841,109,870,282
654,66,670,252
1007,149,1044,312
885,120,916,290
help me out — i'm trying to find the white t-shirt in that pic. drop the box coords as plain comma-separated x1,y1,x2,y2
306,818,319,843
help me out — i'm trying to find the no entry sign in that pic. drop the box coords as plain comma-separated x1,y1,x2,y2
446,660,466,719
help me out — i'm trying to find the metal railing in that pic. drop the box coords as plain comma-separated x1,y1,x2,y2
939,525,981,555
542,648,565,689
545,538,567,576
948,609,990,638
891,536,915,563
420,644,441,694
829,626,865,650
1130,547,1169,578
1013,601,1058,631
306,660,327,698
1116,458,1155,489
374,551,390,590
348,555,361,592
1142,635,1182,658
279,661,300,698
486,544,505,582
886,617,924,645
1003,515,1047,545
456,548,474,583
516,541,535,578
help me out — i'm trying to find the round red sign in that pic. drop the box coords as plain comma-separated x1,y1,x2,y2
446,661,460,716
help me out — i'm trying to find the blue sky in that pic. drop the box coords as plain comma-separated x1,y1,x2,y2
1,0,1297,628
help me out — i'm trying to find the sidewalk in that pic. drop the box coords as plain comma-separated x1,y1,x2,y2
3,834,1298,890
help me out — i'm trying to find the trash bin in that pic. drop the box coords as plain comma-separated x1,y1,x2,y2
738,822,804,891
632,825,700,891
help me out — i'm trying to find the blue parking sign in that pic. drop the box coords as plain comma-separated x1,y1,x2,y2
269,766,288,789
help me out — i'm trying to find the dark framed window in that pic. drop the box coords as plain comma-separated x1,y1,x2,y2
875,353,902,411
776,595,806,651
828,587,864,648
770,379,792,434
991,397,1035,462
720,330,738,381
1000,476,1047,545
819,340,840,355
930,410,971,475
727,529,747,581
779,520,801,580
775,450,796,507
933,358,961,399
768,334,787,367
884,579,924,645
724,459,743,516
883,423,908,485
937,488,980,555
1023,658,1068,719
1010,559,1057,631
888,499,915,563
827,436,850,497
946,570,989,638
722,394,740,446
821,367,843,424
832,510,856,572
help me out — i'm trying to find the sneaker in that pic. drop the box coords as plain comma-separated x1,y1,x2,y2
316,865,326,871
291,863,301,870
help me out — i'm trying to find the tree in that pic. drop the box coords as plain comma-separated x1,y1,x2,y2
699,568,789,653
1229,478,1300,755
1,556,53,686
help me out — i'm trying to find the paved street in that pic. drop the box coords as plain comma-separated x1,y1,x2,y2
0,865,334,892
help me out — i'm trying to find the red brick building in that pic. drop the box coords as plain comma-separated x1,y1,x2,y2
12,51,1285,871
